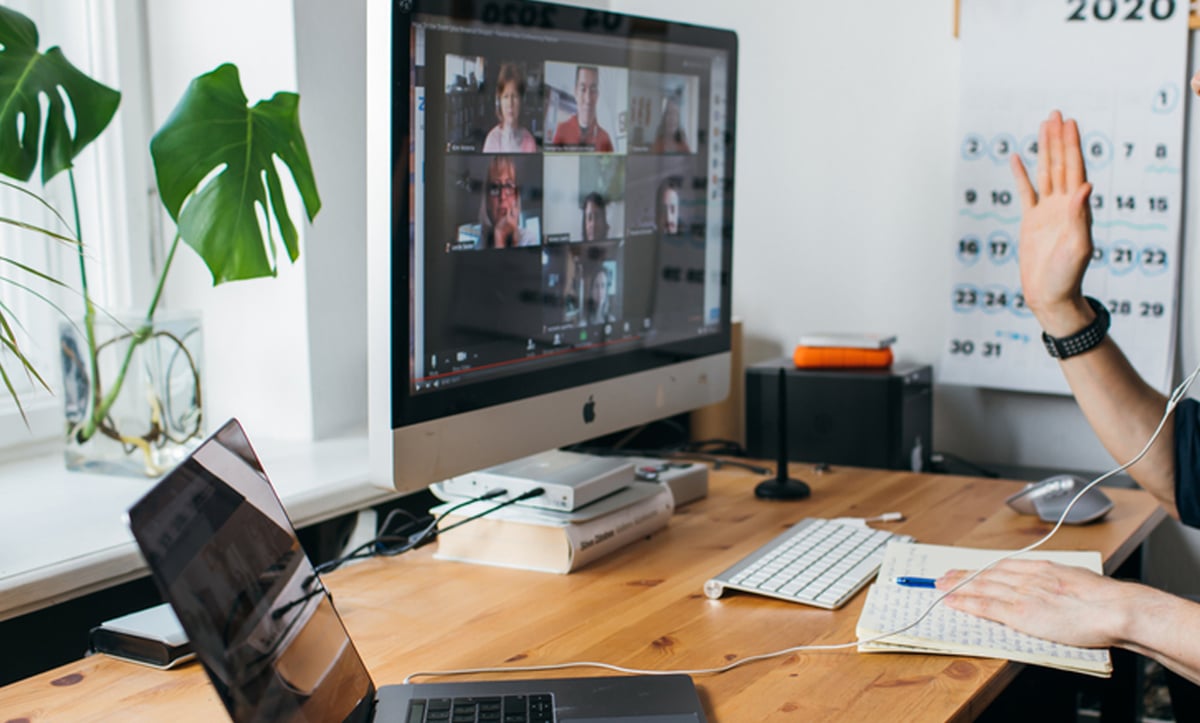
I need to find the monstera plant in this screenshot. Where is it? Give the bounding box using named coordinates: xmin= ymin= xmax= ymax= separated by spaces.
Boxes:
xmin=0 ymin=6 xmax=320 ymax=470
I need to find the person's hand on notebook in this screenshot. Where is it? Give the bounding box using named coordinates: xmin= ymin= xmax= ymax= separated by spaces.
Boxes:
xmin=936 ymin=559 xmax=1135 ymax=648
xmin=937 ymin=559 xmax=1200 ymax=686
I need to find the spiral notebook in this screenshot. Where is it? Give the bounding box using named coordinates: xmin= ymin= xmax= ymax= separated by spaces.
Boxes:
xmin=855 ymin=542 xmax=1112 ymax=678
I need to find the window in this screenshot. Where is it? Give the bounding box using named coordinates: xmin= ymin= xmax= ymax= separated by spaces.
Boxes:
xmin=0 ymin=0 xmax=156 ymax=455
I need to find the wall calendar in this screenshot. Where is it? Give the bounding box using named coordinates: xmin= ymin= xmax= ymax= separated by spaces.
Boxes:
xmin=940 ymin=0 xmax=1189 ymax=394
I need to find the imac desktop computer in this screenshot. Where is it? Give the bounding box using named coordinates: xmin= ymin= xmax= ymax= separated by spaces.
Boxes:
xmin=366 ymin=0 xmax=738 ymax=502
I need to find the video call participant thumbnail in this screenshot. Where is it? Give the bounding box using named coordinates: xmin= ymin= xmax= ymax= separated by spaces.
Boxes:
xmin=652 ymin=97 xmax=690 ymax=154
xmin=541 ymin=243 xmax=623 ymax=332
xmin=545 ymin=62 xmax=628 ymax=153
xmin=624 ymin=156 xmax=705 ymax=238
xmin=628 ymin=71 xmax=699 ymax=155
xmin=450 ymin=155 xmax=542 ymax=250
xmin=541 ymin=155 xmax=626 ymax=243
xmin=483 ymin=62 xmax=537 ymax=153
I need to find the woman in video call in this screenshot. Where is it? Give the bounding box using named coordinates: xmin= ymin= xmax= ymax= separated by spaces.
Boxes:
xmin=651 ymin=96 xmax=690 ymax=154
xmin=581 ymin=192 xmax=610 ymax=242
xmin=479 ymin=156 xmax=537 ymax=248
xmin=586 ymin=266 xmax=613 ymax=325
xmin=483 ymin=63 xmax=536 ymax=153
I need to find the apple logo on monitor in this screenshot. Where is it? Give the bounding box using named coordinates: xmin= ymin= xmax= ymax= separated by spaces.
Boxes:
xmin=582 ymin=395 xmax=596 ymax=424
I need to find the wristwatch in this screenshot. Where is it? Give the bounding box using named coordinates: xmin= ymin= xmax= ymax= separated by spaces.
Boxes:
xmin=1041 ymin=296 xmax=1110 ymax=359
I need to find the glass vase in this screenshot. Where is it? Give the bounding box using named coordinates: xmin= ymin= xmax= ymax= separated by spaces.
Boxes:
xmin=60 ymin=310 xmax=204 ymax=477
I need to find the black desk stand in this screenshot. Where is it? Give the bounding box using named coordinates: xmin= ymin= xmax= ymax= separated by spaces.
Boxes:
xmin=755 ymin=367 xmax=811 ymax=500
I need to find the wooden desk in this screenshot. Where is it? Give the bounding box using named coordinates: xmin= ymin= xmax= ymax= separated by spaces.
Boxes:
xmin=0 ymin=464 xmax=1166 ymax=721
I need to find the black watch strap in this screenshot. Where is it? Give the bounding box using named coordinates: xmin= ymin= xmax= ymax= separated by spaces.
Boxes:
xmin=1041 ymin=296 xmax=1110 ymax=359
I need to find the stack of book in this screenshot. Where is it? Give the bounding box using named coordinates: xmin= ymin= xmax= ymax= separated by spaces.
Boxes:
xmin=430 ymin=481 xmax=673 ymax=574
xmin=793 ymin=332 xmax=896 ymax=369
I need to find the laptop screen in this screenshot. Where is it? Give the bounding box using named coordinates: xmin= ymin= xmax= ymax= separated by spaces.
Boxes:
xmin=128 ymin=419 xmax=376 ymax=723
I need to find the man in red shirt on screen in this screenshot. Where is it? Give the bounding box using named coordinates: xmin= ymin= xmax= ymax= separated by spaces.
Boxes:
xmin=552 ymin=65 xmax=613 ymax=151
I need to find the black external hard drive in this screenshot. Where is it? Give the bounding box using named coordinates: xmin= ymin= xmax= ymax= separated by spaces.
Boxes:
xmin=89 ymin=602 xmax=193 ymax=669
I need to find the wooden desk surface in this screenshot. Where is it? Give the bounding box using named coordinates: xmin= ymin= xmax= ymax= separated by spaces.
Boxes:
xmin=0 ymin=464 xmax=1166 ymax=722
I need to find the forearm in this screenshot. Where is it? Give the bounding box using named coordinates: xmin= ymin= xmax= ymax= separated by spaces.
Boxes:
xmin=1023 ymin=301 xmax=1182 ymax=517
xmin=1052 ymin=332 xmax=1176 ymax=512
xmin=1117 ymin=584 xmax=1200 ymax=685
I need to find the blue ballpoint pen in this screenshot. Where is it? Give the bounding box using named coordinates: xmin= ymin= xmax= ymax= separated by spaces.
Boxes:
xmin=894 ymin=576 xmax=937 ymax=589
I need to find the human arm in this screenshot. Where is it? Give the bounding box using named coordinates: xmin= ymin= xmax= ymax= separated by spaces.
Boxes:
xmin=937 ymin=560 xmax=1200 ymax=685
xmin=1013 ymin=111 xmax=1176 ymax=512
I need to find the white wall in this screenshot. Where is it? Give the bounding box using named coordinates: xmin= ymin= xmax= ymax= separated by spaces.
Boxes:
xmin=604 ymin=0 xmax=1126 ymax=473
xmin=144 ymin=0 xmax=368 ymax=441
xmin=599 ymin=0 xmax=1200 ymax=589
xmin=292 ymin=0 xmax=368 ymax=439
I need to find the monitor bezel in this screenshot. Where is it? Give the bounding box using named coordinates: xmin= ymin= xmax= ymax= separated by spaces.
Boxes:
xmin=368 ymin=0 xmax=738 ymax=492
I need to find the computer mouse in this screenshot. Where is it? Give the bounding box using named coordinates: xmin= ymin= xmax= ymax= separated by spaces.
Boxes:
xmin=1004 ymin=474 xmax=1114 ymax=525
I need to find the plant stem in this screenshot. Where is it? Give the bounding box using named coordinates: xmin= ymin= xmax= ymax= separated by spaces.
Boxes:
xmin=81 ymin=233 xmax=182 ymax=442
xmin=145 ymin=233 xmax=181 ymax=320
xmin=67 ymin=169 xmax=102 ymax=442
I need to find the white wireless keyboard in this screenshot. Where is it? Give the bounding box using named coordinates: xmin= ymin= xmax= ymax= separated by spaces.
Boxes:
xmin=703 ymin=517 xmax=914 ymax=609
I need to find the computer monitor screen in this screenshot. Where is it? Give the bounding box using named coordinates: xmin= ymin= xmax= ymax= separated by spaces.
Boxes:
xmin=367 ymin=0 xmax=737 ymax=492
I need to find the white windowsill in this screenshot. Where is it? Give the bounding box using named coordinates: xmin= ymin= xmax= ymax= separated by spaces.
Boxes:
xmin=0 ymin=432 xmax=395 ymax=622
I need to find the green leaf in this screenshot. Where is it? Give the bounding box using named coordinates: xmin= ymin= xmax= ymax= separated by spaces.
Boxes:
xmin=0 ymin=304 xmax=51 ymax=426
xmin=0 ymin=178 xmax=76 ymax=235
xmin=0 ymin=215 xmax=80 ymax=245
xmin=150 ymin=63 xmax=321 ymax=285
xmin=0 ymin=254 xmax=72 ymax=288
xmin=0 ymin=6 xmax=120 ymax=184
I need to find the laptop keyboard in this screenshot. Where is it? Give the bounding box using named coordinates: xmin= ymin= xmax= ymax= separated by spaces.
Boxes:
xmin=407 ymin=694 xmax=555 ymax=723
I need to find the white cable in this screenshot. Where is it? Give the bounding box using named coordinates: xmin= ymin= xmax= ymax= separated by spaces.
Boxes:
xmin=405 ymin=360 xmax=1200 ymax=683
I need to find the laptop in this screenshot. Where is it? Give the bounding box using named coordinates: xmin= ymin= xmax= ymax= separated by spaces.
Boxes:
xmin=126 ymin=418 xmax=707 ymax=723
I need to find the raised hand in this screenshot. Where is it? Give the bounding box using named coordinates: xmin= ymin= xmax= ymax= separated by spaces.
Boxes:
xmin=1010 ymin=111 xmax=1095 ymax=337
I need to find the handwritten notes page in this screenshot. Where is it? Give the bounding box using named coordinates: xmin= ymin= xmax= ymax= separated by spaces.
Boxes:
xmin=940 ymin=0 xmax=1189 ymax=394
xmin=855 ymin=542 xmax=1112 ymax=677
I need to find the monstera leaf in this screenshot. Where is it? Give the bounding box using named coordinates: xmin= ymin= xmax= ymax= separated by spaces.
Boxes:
xmin=0 ymin=6 xmax=120 ymax=184
xmin=150 ymin=63 xmax=321 ymax=284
